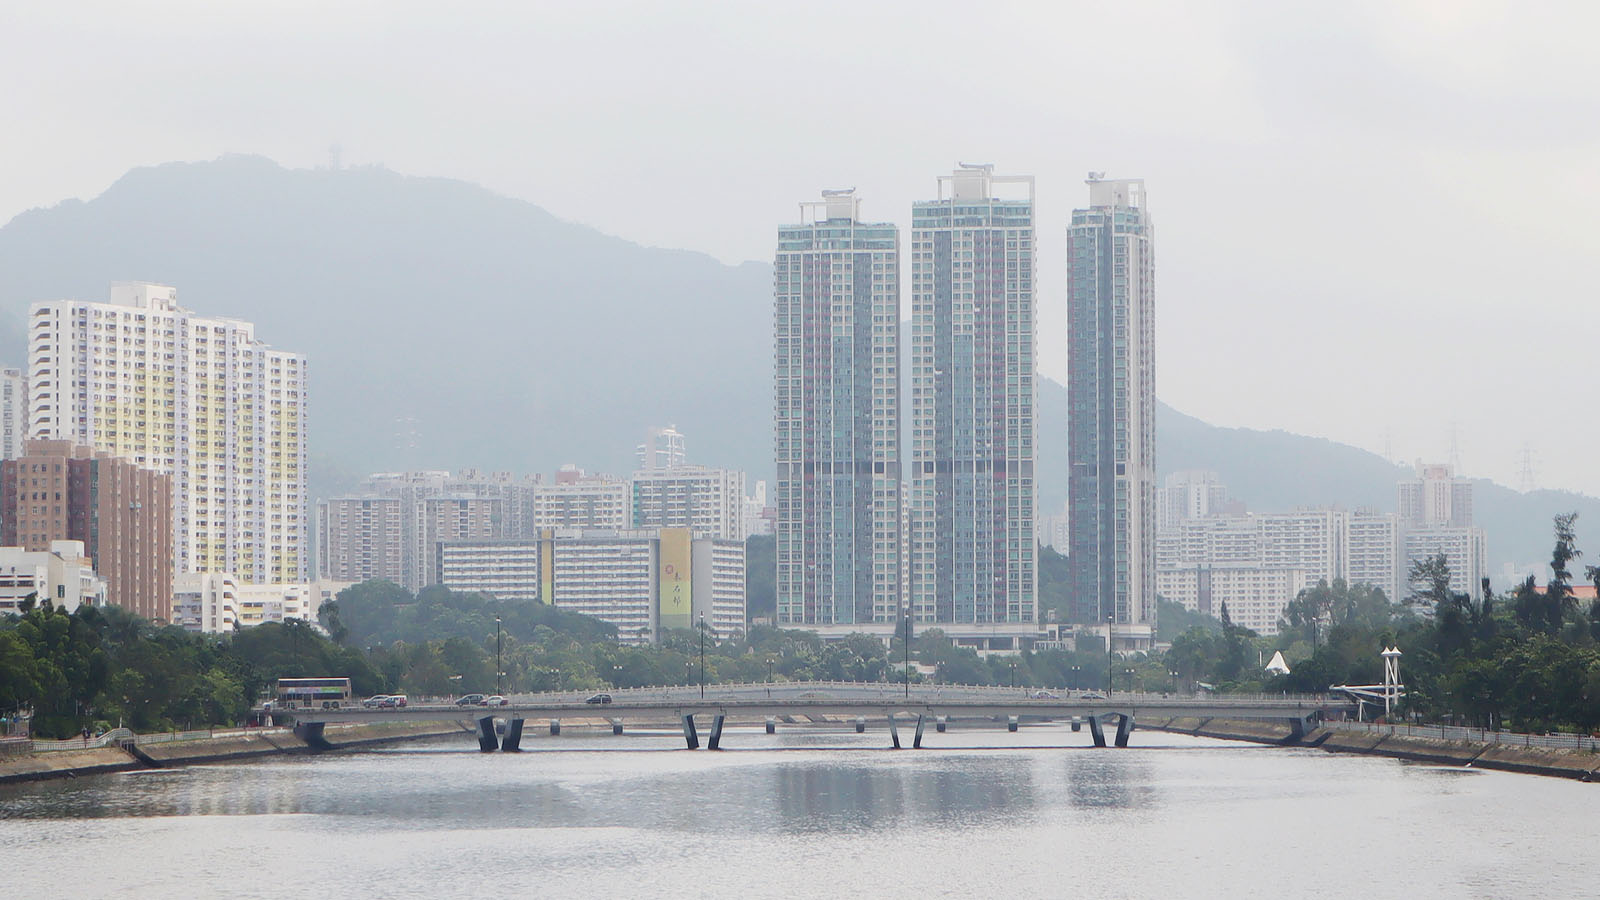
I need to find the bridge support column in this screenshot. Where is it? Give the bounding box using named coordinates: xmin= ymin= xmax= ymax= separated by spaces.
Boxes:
xmin=682 ymin=714 xmax=699 ymax=750
xmin=855 ymin=716 xmax=866 ymax=734
xmin=549 ymin=719 xmax=561 ymax=736
xmin=766 ymin=717 xmax=776 ymax=734
xmin=474 ymin=716 xmax=498 ymax=753
xmin=1114 ymin=713 xmax=1134 ymax=748
xmin=935 ymin=716 xmax=947 ymax=733
xmin=1071 ymin=717 xmax=1082 ymax=732
xmin=611 ymin=720 xmax=624 ymax=736
xmin=889 ymin=713 xmax=901 ymax=749
xmin=1007 ymin=715 xmax=1019 ymax=733
xmin=707 ymin=714 xmax=726 ymax=751
xmin=294 ymin=721 xmax=332 ymax=751
xmin=501 ymin=718 xmax=525 ymax=752
xmin=1088 ymin=715 xmax=1107 ymax=748
xmin=913 ymin=714 xmax=926 ymax=749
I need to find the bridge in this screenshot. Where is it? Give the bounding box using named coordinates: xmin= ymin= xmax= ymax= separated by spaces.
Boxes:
xmin=265 ymin=682 xmax=1356 ymax=753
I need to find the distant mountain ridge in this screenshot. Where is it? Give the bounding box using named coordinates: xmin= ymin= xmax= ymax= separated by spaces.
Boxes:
xmin=1 ymin=156 xmax=1591 ymax=582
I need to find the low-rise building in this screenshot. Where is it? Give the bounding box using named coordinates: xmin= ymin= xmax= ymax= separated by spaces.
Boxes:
xmin=438 ymin=527 xmax=745 ymax=645
xmin=0 ymin=540 xmax=107 ymax=614
xmin=173 ymin=574 xmax=349 ymax=633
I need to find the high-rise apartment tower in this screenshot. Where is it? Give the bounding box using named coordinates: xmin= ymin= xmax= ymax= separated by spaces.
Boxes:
xmin=908 ymin=165 xmax=1038 ymax=633
xmin=774 ymin=189 xmax=901 ymax=626
xmin=1067 ymin=176 xmax=1155 ymax=629
xmin=28 ymin=283 xmax=308 ymax=582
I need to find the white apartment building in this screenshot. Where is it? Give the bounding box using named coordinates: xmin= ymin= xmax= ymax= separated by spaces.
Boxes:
xmin=1399 ymin=462 xmax=1473 ymax=528
xmin=438 ymin=528 xmax=746 ymax=645
xmin=1345 ymin=510 xmax=1401 ymax=602
xmin=1157 ymin=470 xmax=1232 ymax=534
xmin=1404 ymin=525 xmax=1489 ymax=602
xmin=28 ymin=282 xmax=307 ymax=582
xmin=173 ymin=572 xmax=348 ymax=633
xmin=636 ymin=425 xmax=687 ymax=470
xmin=0 ymin=367 xmax=24 ymax=460
xmin=741 ymin=480 xmax=773 ymax=538
xmin=630 ymin=465 xmax=746 ymax=540
xmin=1156 ymin=566 xmax=1308 ymax=635
xmin=530 ymin=468 xmax=629 ymax=530
xmin=0 ymin=540 xmax=107 ymax=614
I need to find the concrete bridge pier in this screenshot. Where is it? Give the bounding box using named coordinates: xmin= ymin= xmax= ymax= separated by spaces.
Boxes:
xmin=707 ymin=714 xmax=727 ymax=750
xmin=1087 ymin=715 xmax=1107 ymax=748
xmin=682 ymin=714 xmax=699 ymax=749
xmin=549 ymin=719 xmax=561 ymax=736
xmin=294 ymin=721 xmax=332 ymax=751
xmin=501 ymin=718 xmax=525 ymax=752
xmin=1071 ymin=717 xmax=1082 ymax=732
xmin=1114 ymin=713 xmax=1134 ymax=748
xmin=854 ymin=716 xmax=866 ymax=734
xmin=1007 ymin=716 xmax=1019 ymax=733
xmin=766 ymin=717 xmax=776 ymax=734
xmin=935 ymin=716 xmax=947 ymax=733
xmin=611 ymin=719 xmax=624 ymax=736
xmin=913 ymin=714 xmax=927 ymax=749
xmin=474 ymin=716 xmax=498 ymax=753
xmin=889 ymin=713 xmax=901 ymax=749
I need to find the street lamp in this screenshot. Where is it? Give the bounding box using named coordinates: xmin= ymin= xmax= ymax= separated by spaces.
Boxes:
xmin=495 ymin=617 xmax=504 ymax=695
xmin=1106 ymin=614 xmax=1114 ymax=695
xmin=1009 ymin=661 xmax=1018 ymax=690
xmin=698 ymin=613 xmax=706 ymax=699
xmin=1124 ymin=668 xmax=1136 ymax=695
xmin=611 ymin=664 xmax=622 ymax=688
xmin=1169 ymin=669 xmax=1180 ymax=694
xmin=903 ymin=606 xmax=912 ymax=699
xmin=1070 ymin=665 xmax=1080 ymax=690
xmin=767 ymin=656 xmax=775 ymax=684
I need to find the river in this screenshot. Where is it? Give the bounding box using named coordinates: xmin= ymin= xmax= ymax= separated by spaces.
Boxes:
xmin=2 ymin=724 xmax=1595 ymax=899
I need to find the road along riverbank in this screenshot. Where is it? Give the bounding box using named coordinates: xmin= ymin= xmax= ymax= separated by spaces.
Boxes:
xmin=0 ymin=720 xmax=473 ymax=785
xmin=1146 ymin=716 xmax=1600 ymax=781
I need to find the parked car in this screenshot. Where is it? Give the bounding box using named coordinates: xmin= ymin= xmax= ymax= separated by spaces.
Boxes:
xmin=483 ymin=695 xmax=508 ymax=707
xmin=455 ymin=694 xmax=486 ymax=707
xmin=584 ymin=693 xmax=613 ymax=705
xmin=362 ymin=695 xmax=390 ymax=708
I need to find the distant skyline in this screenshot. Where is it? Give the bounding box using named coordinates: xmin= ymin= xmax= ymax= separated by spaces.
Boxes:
xmin=3 ymin=2 xmax=1597 ymax=497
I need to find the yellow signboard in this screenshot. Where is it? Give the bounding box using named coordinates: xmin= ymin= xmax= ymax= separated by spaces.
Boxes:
xmin=659 ymin=527 xmax=692 ymax=630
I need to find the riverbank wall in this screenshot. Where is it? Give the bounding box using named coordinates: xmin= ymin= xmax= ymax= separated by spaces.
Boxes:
xmin=1147 ymin=717 xmax=1600 ymax=781
xmin=0 ymin=721 xmax=472 ymax=785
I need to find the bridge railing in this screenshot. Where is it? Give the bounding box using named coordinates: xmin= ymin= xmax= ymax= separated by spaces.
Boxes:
xmin=1323 ymin=719 xmax=1600 ymax=753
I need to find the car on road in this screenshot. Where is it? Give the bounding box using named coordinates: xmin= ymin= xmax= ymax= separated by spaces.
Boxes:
xmin=455 ymin=694 xmax=486 ymax=707
xmin=584 ymin=693 xmax=613 ymax=705
xmin=1030 ymin=690 xmax=1060 ymax=700
xmin=1077 ymin=692 xmax=1107 ymax=701
xmin=381 ymin=695 xmax=408 ymax=708
xmin=484 ymin=695 xmax=508 ymax=707
xmin=362 ymin=695 xmax=390 ymax=708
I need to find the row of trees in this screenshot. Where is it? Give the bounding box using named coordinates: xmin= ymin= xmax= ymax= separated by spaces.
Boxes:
xmin=8 ymin=514 xmax=1599 ymax=737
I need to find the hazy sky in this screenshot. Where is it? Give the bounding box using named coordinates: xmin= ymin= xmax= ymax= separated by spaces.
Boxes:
xmin=4 ymin=1 xmax=1598 ymax=496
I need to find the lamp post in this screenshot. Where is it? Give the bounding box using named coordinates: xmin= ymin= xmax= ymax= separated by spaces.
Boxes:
xmin=1124 ymin=667 xmax=1136 ymax=695
xmin=495 ymin=617 xmax=503 ymax=696
xmin=1169 ymin=669 xmax=1179 ymax=695
xmin=1106 ymin=614 xmax=1114 ymax=695
xmin=1009 ymin=661 xmax=1018 ymax=690
xmin=903 ymin=606 xmax=912 ymax=699
xmin=1070 ymin=665 xmax=1080 ymax=690
xmin=698 ymin=613 xmax=706 ymax=699
xmin=612 ymin=664 xmax=622 ymax=688
xmin=767 ymin=657 xmax=775 ymax=684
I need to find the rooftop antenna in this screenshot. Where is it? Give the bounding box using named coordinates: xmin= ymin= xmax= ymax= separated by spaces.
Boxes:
xmin=329 ymin=143 xmax=342 ymax=171
xmin=1448 ymin=421 xmax=1461 ymax=474
xmin=1382 ymin=428 xmax=1393 ymax=465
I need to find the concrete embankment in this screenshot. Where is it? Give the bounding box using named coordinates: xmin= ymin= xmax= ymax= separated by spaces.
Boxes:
xmin=1148 ymin=717 xmax=1600 ymax=781
xmin=0 ymin=721 xmax=472 ymax=785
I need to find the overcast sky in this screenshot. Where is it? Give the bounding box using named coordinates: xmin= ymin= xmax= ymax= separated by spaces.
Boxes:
xmin=4 ymin=1 xmax=1597 ymax=496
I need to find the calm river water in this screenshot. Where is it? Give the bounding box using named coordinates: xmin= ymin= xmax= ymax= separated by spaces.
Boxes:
xmin=2 ymin=725 xmax=1595 ymax=899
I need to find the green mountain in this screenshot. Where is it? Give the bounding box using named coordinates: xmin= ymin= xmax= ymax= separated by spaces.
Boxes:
xmin=1 ymin=156 xmax=1590 ymax=581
